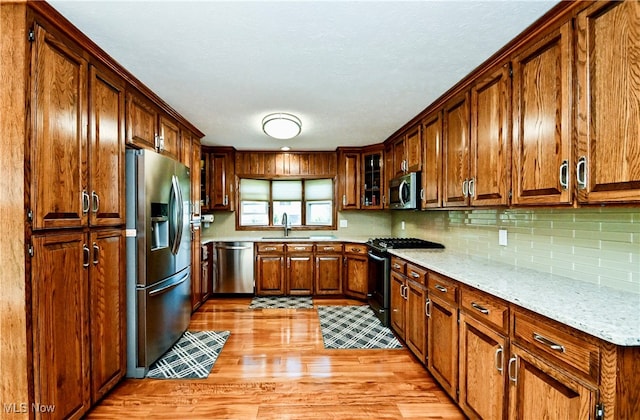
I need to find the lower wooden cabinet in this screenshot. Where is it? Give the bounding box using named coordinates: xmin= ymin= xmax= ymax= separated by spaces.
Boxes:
xmin=459 ymin=312 xmax=508 ymax=420
xmin=508 ymin=344 xmax=596 ymax=419
xmin=390 ymin=271 xmax=407 ymax=339
xmin=191 ymin=225 xmax=203 ymax=311
xmin=343 ymin=243 xmax=368 ymax=299
xmin=405 ymin=280 xmax=427 ymax=362
xmin=287 ymin=243 xmax=314 ymax=295
xmin=255 ymin=244 xmax=286 ymax=295
xmin=315 ymin=243 xmax=343 ymax=295
xmin=427 ymin=294 xmax=459 ymax=401
xmin=31 ymin=228 xmax=125 ymax=419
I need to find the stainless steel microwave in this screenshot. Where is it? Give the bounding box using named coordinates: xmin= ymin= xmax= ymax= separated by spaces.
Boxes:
xmin=388 ymin=172 xmax=420 ymax=210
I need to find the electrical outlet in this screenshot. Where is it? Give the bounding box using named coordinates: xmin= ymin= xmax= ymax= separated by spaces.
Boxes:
xmin=498 ymin=229 xmax=508 ymax=246
xmin=339 ymin=219 xmax=348 ymax=228
xmin=401 ymin=221 xmax=405 ymax=230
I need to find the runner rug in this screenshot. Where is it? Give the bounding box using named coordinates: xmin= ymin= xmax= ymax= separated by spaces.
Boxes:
xmin=317 ymin=305 xmax=403 ymax=349
xmin=249 ymin=295 xmax=314 ymax=309
xmin=146 ymin=330 xmax=230 ymax=379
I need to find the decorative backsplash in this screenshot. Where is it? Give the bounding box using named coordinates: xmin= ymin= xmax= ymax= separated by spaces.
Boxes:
xmin=392 ymin=208 xmax=640 ymax=294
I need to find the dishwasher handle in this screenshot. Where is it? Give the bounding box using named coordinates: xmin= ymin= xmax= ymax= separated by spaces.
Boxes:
xmin=217 ymin=245 xmax=252 ymax=250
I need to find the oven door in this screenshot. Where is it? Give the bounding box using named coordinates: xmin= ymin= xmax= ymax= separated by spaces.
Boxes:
xmin=367 ymin=249 xmax=390 ymax=326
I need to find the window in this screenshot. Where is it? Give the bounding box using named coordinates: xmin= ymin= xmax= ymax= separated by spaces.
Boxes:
xmin=238 ymin=178 xmax=334 ymax=229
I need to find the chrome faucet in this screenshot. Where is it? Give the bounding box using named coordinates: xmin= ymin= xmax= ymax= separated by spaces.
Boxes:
xmin=282 ymin=212 xmax=290 ymax=237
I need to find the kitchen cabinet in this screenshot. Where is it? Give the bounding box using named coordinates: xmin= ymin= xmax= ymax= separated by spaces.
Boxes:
xmin=390 ymin=125 xmax=422 ymax=177
xmin=190 ymin=136 xmax=202 ymax=218
xmin=405 ymin=263 xmax=428 ymax=362
xmin=338 ymin=148 xmax=361 ymax=210
xmin=32 ymin=231 xmax=91 ymax=419
xmin=235 ymin=151 xmax=337 ymax=177
xmin=511 ymin=21 xmax=573 ymax=206
xmin=89 ymin=229 xmax=126 ymax=403
xmin=158 ymin=115 xmax=181 ymax=161
xmin=191 ymin=224 xmax=203 ymax=311
xmin=426 ymin=272 xmax=459 ymax=401
xmin=287 ymin=243 xmax=314 ymax=295
xmin=255 ymin=243 xmax=286 ymax=295
xmin=390 ymin=270 xmax=407 ymax=339
xmin=442 ymin=92 xmax=470 ymax=208
xmin=362 ymin=146 xmax=384 ymax=209
xmin=209 ymin=147 xmax=235 ymax=211
xmin=314 ymin=243 xmax=343 ymax=295
xmin=343 ymin=243 xmax=368 ymax=299
xmin=421 ymin=112 xmax=443 ymax=208
xmin=575 ymin=1 xmax=640 ymax=204
xmin=469 ymin=63 xmax=511 ymax=206
xmin=458 ymin=288 xmax=509 ymax=420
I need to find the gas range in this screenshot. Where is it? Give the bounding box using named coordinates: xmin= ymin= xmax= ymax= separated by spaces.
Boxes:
xmin=366 ymin=237 xmax=445 ymax=254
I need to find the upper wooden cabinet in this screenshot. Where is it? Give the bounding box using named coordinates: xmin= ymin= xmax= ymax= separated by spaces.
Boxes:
xmin=338 ymin=149 xmax=361 ymax=210
xmin=575 ymin=1 xmax=640 ymax=204
xmin=512 ymin=21 xmax=573 ymax=206
xmin=190 ymin=136 xmax=202 ymax=218
xmin=390 ymin=125 xmax=422 ymax=177
xmin=209 ymin=147 xmax=235 ymax=211
xmin=421 ymin=112 xmax=443 ymax=208
xmin=443 ymin=92 xmax=470 ymax=208
xmin=235 ymin=151 xmax=337 ymax=177
xmin=469 ymin=63 xmax=511 ymax=206
xmin=361 ymin=146 xmax=384 ymax=209
xmin=126 ymin=90 xmax=181 ymax=160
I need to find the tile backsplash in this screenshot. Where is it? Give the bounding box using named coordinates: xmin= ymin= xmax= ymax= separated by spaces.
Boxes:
xmin=392 ymin=208 xmax=640 ymax=294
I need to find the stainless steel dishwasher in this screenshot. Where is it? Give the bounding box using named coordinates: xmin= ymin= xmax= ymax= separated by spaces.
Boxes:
xmin=213 ymin=242 xmax=255 ymax=294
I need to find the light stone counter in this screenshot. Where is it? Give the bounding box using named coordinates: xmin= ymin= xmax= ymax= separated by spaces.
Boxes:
xmin=389 ymin=249 xmax=640 ymax=346
xmin=201 ymin=235 xmax=370 ymax=244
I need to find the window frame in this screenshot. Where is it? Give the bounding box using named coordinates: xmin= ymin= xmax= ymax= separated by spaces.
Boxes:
xmin=235 ymin=177 xmax=337 ymax=231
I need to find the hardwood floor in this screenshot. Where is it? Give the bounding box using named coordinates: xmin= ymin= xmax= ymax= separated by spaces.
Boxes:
xmin=87 ymin=297 xmax=465 ymax=419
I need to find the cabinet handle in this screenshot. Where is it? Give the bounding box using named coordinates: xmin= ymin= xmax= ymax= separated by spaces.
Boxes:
xmin=293 ymin=246 xmax=306 ymax=251
xmin=462 ymin=179 xmax=469 ymax=197
xmin=508 ymin=356 xmax=518 ymax=383
xmin=425 ymin=298 xmax=431 ymax=317
xmin=323 ymin=247 xmax=335 ymax=251
xmin=351 ymin=247 xmax=361 ymax=253
xmin=83 ymin=244 xmax=90 ymax=268
xmin=410 ymin=271 xmax=420 ymax=279
xmin=342 ymin=194 xmax=346 ymax=206
xmin=92 ymin=242 xmax=100 ymax=265
xmin=263 ymin=247 xmax=277 ymax=251
xmin=91 ymin=191 xmax=100 ymax=213
xmin=224 ymin=195 xmax=229 ymax=206
xmin=495 ymin=346 xmax=504 ymax=373
xmin=468 ymin=177 xmax=475 ymax=198
xmin=206 ymin=195 xmax=210 ymax=206
xmin=82 ymin=190 xmax=90 ymax=214
xmin=576 ymin=156 xmax=587 ymax=189
xmin=402 ymin=285 xmax=408 ymax=300
xmin=471 ymin=302 xmax=489 ymax=315
xmin=420 ymin=188 xmax=424 ymax=200
xmin=393 ymin=263 xmax=401 ymax=269
xmin=382 ymin=194 xmax=386 ymax=206
xmin=434 ymin=284 xmax=447 ymax=293
xmin=559 ymin=160 xmax=569 ymax=190
xmin=532 ymin=333 xmax=566 ymax=353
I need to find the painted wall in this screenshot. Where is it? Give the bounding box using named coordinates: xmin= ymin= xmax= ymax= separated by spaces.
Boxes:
xmin=392 ymin=208 xmax=640 ymax=294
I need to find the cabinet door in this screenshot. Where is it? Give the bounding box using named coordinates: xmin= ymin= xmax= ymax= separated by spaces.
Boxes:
xmin=200 ymin=148 xmax=211 ymax=211
xmin=406 ymin=280 xmax=426 ymax=361
xmin=459 ymin=312 xmax=507 ymax=420
xmin=405 ymin=125 xmax=422 ymax=172
xmin=287 ymin=254 xmax=314 ymax=295
xmin=191 ymin=138 xmax=201 ymax=218
xmin=390 ymin=272 xmax=406 ymax=340
xmin=89 ymin=228 xmax=126 ymax=402
xmin=384 ymin=143 xmax=394 ymax=206
xmin=88 ymin=65 xmax=126 ymax=227
xmin=470 ymin=64 xmax=510 ymax=206
xmin=443 ymin=92 xmax=470 ymax=207
xmin=211 ymin=151 xmax=234 ymax=210
xmin=126 ymin=91 xmax=158 ymax=150
xmin=512 ymin=22 xmax=572 ymax=205
xmin=159 ymin=115 xmax=181 ymax=161
xmin=393 ymin=138 xmax=406 ymax=176
xmin=362 ymin=148 xmax=384 ymax=209
xmin=32 ymin=232 xmax=91 ymax=419
xmin=191 ymin=226 xmax=203 ymax=311
xmin=422 ymin=112 xmax=443 ymax=208
xmin=576 ymin=1 xmax=640 ymax=203
xmin=427 ymin=295 xmax=459 ymax=401
xmin=508 ymin=345 xmax=596 ymax=419
xmin=339 ymin=151 xmax=361 ymax=210
xmin=315 ymin=254 xmax=343 ymax=295
xmin=256 ymin=254 xmax=285 ymax=295
xmin=30 ymin=24 xmax=88 ymax=230
xmin=344 ymin=254 xmax=368 ymax=299
xmin=181 ymin=130 xmax=192 ymax=168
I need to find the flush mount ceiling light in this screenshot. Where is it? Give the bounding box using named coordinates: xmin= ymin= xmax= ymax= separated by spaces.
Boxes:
xmin=262 ymin=113 xmax=302 ymax=140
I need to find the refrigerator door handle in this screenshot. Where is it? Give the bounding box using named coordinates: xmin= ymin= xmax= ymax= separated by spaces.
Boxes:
xmin=148 ymin=270 xmax=189 ymax=297
xmin=170 ymin=175 xmax=184 ymax=255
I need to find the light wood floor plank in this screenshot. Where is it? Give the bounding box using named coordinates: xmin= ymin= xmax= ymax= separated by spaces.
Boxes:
xmin=87 ymin=297 xmax=465 ymax=419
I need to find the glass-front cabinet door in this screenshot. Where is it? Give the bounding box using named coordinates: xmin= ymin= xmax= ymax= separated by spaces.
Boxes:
xmin=362 ymin=146 xmax=384 ymax=210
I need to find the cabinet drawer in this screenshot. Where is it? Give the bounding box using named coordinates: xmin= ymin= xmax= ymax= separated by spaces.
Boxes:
xmin=390 ymin=256 xmax=406 ymax=275
xmin=406 ymin=263 xmax=427 ymax=286
xmin=286 ymin=243 xmax=314 ymax=253
xmin=256 ymin=243 xmax=285 ymax=253
xmin=460 ymin=288 xmax=508 ymax=332
xmin=345 ymin=243 xmax=367 ymax=255
xmin=513 ymin=311 xmax=600 ymax=382
xmin=316 ymin=243 xmax=343 ymax=253
xmin=427 ymin=271 xmax=458 ymax=303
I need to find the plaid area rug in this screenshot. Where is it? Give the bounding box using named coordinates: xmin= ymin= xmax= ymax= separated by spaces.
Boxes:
xmin=146 ymin=330 xmax=230 ymax=379
xmin=317 ymin=305 xmax=403 ymax=350
xmin=249 ymin=296 xmax=314 ymax=309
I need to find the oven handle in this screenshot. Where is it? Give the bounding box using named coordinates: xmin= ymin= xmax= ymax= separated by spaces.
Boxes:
xmin=368 ymin=251 xmax=387 ymax=262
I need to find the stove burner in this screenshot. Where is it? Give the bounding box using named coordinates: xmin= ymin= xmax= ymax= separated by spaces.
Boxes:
xmin=367 ymin=237 xmax=445 ymax=252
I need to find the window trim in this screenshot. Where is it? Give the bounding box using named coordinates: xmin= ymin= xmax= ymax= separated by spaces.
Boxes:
xmin=235 ymin=177 xmax=337 ymax=231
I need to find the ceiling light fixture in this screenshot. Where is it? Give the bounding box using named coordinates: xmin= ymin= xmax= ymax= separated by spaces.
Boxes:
xmin=262 ymin=113 xmax=302 ymax=140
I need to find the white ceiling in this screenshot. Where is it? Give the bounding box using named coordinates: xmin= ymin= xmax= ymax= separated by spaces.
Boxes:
xmin=48 ymin=0 xmax=558 ymax=151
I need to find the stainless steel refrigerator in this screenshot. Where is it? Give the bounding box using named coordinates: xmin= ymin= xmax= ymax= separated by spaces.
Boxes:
xmin=125 ymin=149 xmax=192 ymax=378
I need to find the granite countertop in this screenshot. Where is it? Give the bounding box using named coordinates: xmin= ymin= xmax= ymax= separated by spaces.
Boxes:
xmin=201 ymin=235 xmax=370 ymax=244
xmin=389 ymin=249 xmax=640 ymax=347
